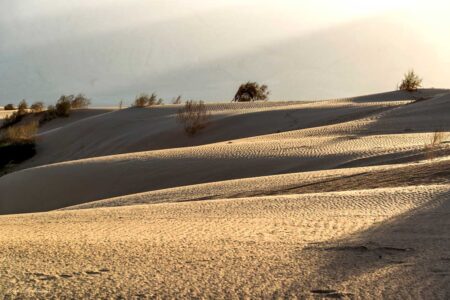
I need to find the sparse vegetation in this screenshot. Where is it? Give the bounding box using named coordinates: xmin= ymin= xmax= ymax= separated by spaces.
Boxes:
xmin=233 ymin=82 xmax=270 ymax=102
xmin=55 ymin=95 xmax=73 ymax=117
xmin=133 ymin=93 xmax=159 ymax=107
xmin=399 ymin=70 xmax=422 ymax=92
xmin=30 ymin=102 xmax=45 ymax=113
xmin=424 ymin=130 xmax=447 ymax=160
xmin=71 ymin=94 xmax=91 ymax=109
xmin=177 ymin=100 xmax=210 ymax=136
xmin=0 ymin=121 xmax=38 ymax=170
xmin=17 ymin=100 xmax=28 ymax=114
xmin=4 ymin=104 xmax=15 ymax=110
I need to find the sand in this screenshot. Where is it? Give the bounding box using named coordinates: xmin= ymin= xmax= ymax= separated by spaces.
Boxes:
xmin=0 ymin=89 xmax=449 ymax=298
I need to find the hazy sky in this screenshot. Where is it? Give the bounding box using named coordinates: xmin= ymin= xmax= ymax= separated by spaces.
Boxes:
xmin=1 ymin=0 xmax=450 ymax=104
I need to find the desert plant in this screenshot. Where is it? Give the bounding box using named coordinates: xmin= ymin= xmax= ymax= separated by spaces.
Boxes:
xmin=172 ymin=95 xmax=182 ymax=104
xmin=177 ymin=100 xmax=210 ymax=136
xmin=399 ymin=70 xmax=422 ymax=92
xmin=55 ymin=95 xmax=72 ymax=117
xmin=134 ymin=93 xmax=159 ymax=107
xmin=30 ymin=101 xmax=44 ymax=113
xmin=4 ymin=104 xmax=15 ymax=110
xmin=71 ymin=94 xmax=91 ymax=109
xmin=157 ymin=98 xmax=164 ymax=105
xmin=0 ymin=121 xmax=38 ymax=169
xmin=424 ymin=130 xmax=447 ymax=160
xmin=17 ymin=99 xmax=28 ymax=114
xmin=233 ymin=82 xmax=270 ymax=102
xmin=1 ymin=121 xmax=38 ymax=144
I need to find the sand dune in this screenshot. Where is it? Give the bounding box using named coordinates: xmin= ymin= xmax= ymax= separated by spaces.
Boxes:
xmin=1 ymin=185 xmax=448 ymax=298
xmin=0 ymin=90 xmax=449 ymax=298
xmin=1 ymin=90 xmax=449 ymax=214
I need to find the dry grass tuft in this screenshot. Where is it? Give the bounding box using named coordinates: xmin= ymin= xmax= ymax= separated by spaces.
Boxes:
xmin=177 ymin=100 xmax=210 ymax=136
xmin=424 ymin=131 xmax=447 ymax=160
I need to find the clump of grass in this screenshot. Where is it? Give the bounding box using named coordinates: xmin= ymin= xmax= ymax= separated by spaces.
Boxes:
xmin=177 ymin=100 xmax=210 ymax=136
xmin=424 ymin=130 xmax=447 ymax=160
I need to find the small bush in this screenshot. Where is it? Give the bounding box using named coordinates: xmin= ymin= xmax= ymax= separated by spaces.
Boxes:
xmin=4 ymin=104 xmax=15 ymax=110
xmin=177 ymin=100 xmax=210 ymax=136
xmin=71 ymin=94 xmax=91 ymax=109
xmin=39 ymin=105 xmax=58 ymax=125
xmin=0 ymin=122 xmax=38 ymax=169
xmin=233 ymin=82 xmax=270 ymax=102
xmin=55 ymin=95 xmax=72 ymax=117
xmin=399 ymin=70 xmax=422 ymax=92
xmin=133 ymin=93 xmax=159 ymax=107
xmin=17 ymin=99 xmax=28 ymax=114
xmin=30 ymin=101 xmax=44 ymax=113
xmin=1 ymin=121 xmax=38 ymax=145
xmin=424 ymin=131 xmax=447 ymax=160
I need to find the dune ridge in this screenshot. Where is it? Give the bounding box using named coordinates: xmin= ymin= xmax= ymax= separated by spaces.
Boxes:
xmin=0 ymin=90 xmax=449 ymax=298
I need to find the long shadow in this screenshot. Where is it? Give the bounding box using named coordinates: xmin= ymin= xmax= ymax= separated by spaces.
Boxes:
xmin=291 ymin=186 xmax=450 ymax=298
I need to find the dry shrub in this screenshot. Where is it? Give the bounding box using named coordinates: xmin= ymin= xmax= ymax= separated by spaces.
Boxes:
xmin=30 ymin=101 xmax=44 ymax=113
xmin=424 ymin=131 xmax=447 ymax=160
xmin=1 ymin=121 xmax=38 ymax=144
xmin=71 ymin=94 xmax=91 ymax=109
xmin=399 ymin=70 xmax=422 ymax=92
xmin=233 ymin=82 xmax=270 ymax=102
xmin=177 ymin=100 xmax=210 ymax=136
xmin=133 ymin=93 xmax=158 ymax=107
xmin=55 ymin=95 xmax=72 ymax=117
xmin=4 ymin=104 xmax=15 ymax=110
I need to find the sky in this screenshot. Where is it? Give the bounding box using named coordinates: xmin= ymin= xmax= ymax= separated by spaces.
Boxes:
xmin=1 ymin=0 xmax=450 ymax=105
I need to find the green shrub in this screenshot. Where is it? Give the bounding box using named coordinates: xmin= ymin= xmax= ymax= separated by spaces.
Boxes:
xmin=233 ymin=82 xmax=270 ymax=102
xmin=177 ymin=100 xmax=210 ymax=136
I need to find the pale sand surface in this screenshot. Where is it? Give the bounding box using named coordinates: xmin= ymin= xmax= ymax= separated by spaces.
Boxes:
xmin=1 ymin=185 xmax=449 ymax=298
xmin=0 ymin=89 xmax=449 ymax=298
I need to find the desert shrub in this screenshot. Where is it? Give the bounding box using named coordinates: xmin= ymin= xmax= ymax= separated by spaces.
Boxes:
xmin=39 ymin=105 xmax=58 ymax=125
xmin=233 ymin=82 xmax=270 ymax=102
xmin=177 ymin=100 xmax=210 ymax=136
xmin=172 ymin=95 xmax=182 ymax=104
xmin=133 ymin=93 xmax=159 ymax=107
xmin=424 ymin=130 xmax=447 ymax=160
xmin=55 ymin=95 xmax=72 ymax=117
xmin=71 ymin=94 xmax=91 ymax=109
xmin=1 ymin=121 xmax=38 ymax=144
xmin=399 ymin=70 xmax=422 ymax=92
xmin=17 ymin=99 xmax=28 ymax=114
xmin=30 ymin=101 xmax=44 ymax=113
xmin=4 ymin=104 xmax=15 ymax=110
xmin=0 ymin=121 xmax=38 ymax=169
